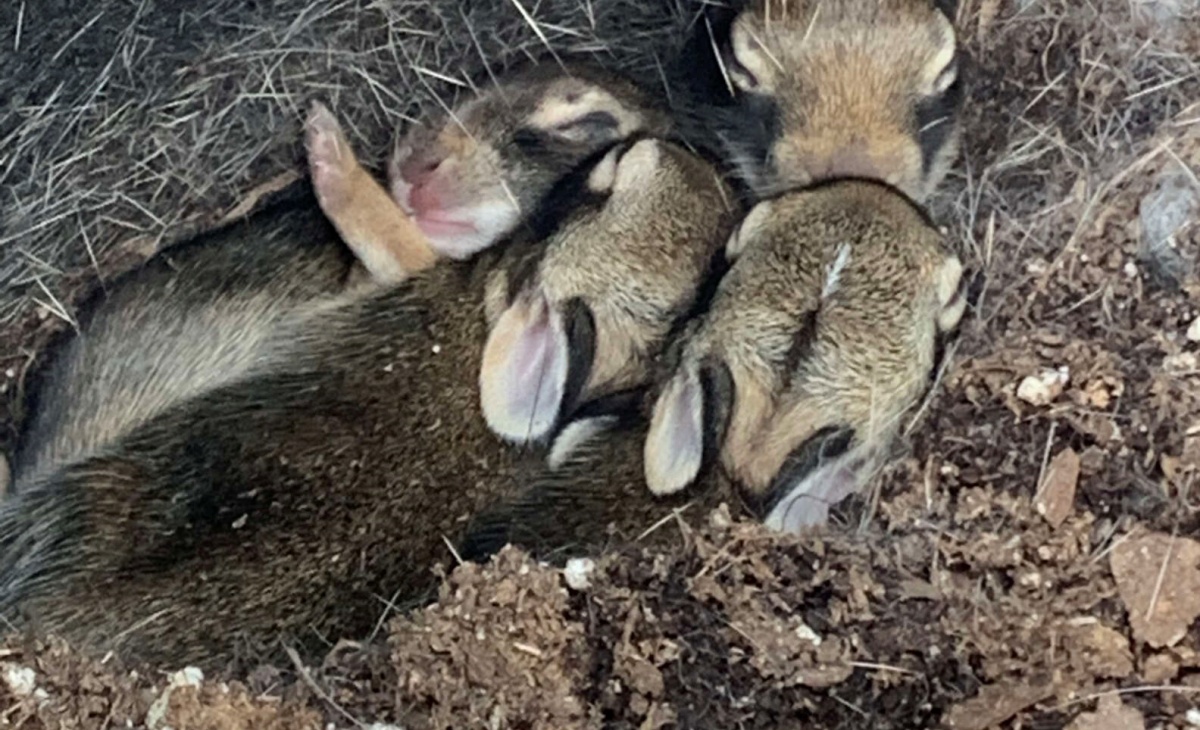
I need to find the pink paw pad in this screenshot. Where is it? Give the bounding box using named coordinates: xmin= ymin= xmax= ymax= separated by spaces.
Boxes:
xmin=305 ymin=102 xmax=352 ymax=201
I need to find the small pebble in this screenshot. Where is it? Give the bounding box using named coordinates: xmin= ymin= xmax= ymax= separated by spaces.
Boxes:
xmin=1187 ymin=317 xmax=1200 ymax=342
xmin=2 ymin=664 xmax=37 ymax=697
xmin=563 ymin=557 xmax=595 ymax=591
xmin=1016 ymin=367 xmax=1069 ymax=406
xmin=168 ymin=667 xmax=204 ymax=688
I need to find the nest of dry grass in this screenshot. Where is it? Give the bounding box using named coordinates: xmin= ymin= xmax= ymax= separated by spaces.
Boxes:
xmin=0 ymin=0 xmax=708 ymax=327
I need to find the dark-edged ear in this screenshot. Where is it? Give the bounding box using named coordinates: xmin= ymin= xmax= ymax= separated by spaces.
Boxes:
xmin=550 ymin=110 xmax=623 ymax=146
xmin=933 ymin=0 xmax=959 ymax=21
xmin=557 ymin=297 xmax=597 ymax=426
xmin=480 ymin=290 xmax=571 ymax=444
xmin=645 ymin=366 xmax=704 ymax=496
xmin=934 ymin=254 xmax=966 ymax=332
xmin=643 ymin=356 xmax=734 ymax=496
xmin=747 ymin=425 xmax=855 ymax=519
xmin=480 ymin=293 xmax=596 ymax=445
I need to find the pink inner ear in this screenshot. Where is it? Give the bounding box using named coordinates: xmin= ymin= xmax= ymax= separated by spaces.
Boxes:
xmin=479 ymin=293 xmax=569 ymax=444
xmin=765 ymin=456 xmax=864 ymax=534
xmin=644 ymin=373 xmax=704 ymax=496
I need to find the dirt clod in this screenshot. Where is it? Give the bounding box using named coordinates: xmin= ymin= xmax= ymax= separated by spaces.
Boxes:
xmin=1066 ymin=695 xmax=1146 ymax=730
xmin=1111 ymin=532 xmax=1200 ymax=648
xmin=1036 ymin=447 xmax=1082 ymax=528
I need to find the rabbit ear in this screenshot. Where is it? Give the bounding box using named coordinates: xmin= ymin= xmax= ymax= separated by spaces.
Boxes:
xmin=644 ymin=356 xmax=735 ymax=497
xmin=480 ymin=291 xmax=596 ymax=445
xmin=934 ymin=254 xmax=967 ymax=332
xmin=644 ymin=366 xmax=706 ymax=496
xmin=755 ymin=426 xmax=860 ymax=533
xmin=480 ymin=290 xmax=568 ymax=444
xmin=725 ymin=199 xmax=773 ymax=262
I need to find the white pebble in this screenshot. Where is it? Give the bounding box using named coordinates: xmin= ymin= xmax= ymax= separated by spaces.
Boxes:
xmin=563 ymin=557 xmax=596 ymax=591
xmin=1185 ymin=707 xmax=1200 ymax=726
xmin=2 ymin=664 xmax=37 ymax=697
xmin=1016 ymin=367 xmax=1069 ymax=406
xmin=1187 ymin=317 xmax=1200 ymax=342
xmin=168 ymin=666 xmax=204 ymax=688
xmin=794 ymin=622 xmax=822 ymax=646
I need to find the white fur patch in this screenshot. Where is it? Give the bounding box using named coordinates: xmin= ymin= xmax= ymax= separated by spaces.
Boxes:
xmin=934 ymin=254 xmax=966 ymax=331
xmin=586 ymin=147 xmax=622 ymax=193
xmin=423 ymin=199 xmax=522 ymax=261
xmin=934 ymin=254 xmax=963 ymax=306
xmin=925 ymin=16 xmax=959 ymax=93
xmin=821 ymin=242 xmax=852 ymax=299
xmin=612 ymin=139 xmax=663 ymax=192
xmin=730 ymin=19 xmax=774 ymax=90
xmin=527 ymin=88 xmax=640 ymax=139
xmin=547 ymin=415 xmax=619 ymax=469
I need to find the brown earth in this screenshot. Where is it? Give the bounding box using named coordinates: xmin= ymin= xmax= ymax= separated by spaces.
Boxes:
xmin=3 ymin=0 xmax=1200 ymax=727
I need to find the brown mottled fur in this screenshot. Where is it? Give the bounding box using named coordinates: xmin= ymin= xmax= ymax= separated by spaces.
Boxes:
xmin=487 ymin=140 xmax=735 ymax=404
xmin=10 ymin=204 xmax=359 ymax=493
xmin=466 ymin=178 xmax=964 ymax=559
xmin=646 ymin=179 xmax=964 ymax=529
xmin=0 ymin=137 xmax=734 ymax=673
xmin=713 ymin=0 xmax=963 ymax=202
xmin=8 ymin=61 xmax=673 ymax=497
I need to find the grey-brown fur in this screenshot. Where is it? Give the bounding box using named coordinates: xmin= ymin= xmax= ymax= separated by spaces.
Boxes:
xmin=11 ymin=199 xmax=359 ymax=492
xmin=0 ymin=136 xmax=735 ymax=672
xmin=8 ymin=60 xmax=676 ymax=496
xmin=466 ymin=178 xmax=965 ymax=560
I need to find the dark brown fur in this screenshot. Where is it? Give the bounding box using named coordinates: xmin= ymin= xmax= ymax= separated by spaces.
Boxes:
xmin=0 ymin=137 xmax=734 ymax=673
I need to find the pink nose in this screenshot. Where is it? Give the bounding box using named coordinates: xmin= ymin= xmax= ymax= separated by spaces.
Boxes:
xmin=397 ymin=148 xmax=448 ymax=189
xmin=408 ymin=182 xmax=445 ymax=216
xmin=800 ymin=145 xmax=882 ymax=184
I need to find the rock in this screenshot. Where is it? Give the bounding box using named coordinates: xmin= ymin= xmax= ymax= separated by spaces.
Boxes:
xmin=1017 ymin=367 xmax=1069 ymax=406
xmin=1188 ymin=316 xmax=1200 ymax=342
xmin=562 ymin=558 xmax=595 ymax=592
xmin=1110 ymin=532 xmax=1200 ymax=648
xmin=1 ymin=663 xmax=37 ymax=697
xmin=1035 ymin=447 xmax=1080 ymax=528
xmin=1065 ymin=695 xmax=1145 ymax=730
xmin=1143 ymin=652 xmax=1180 ymax=683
